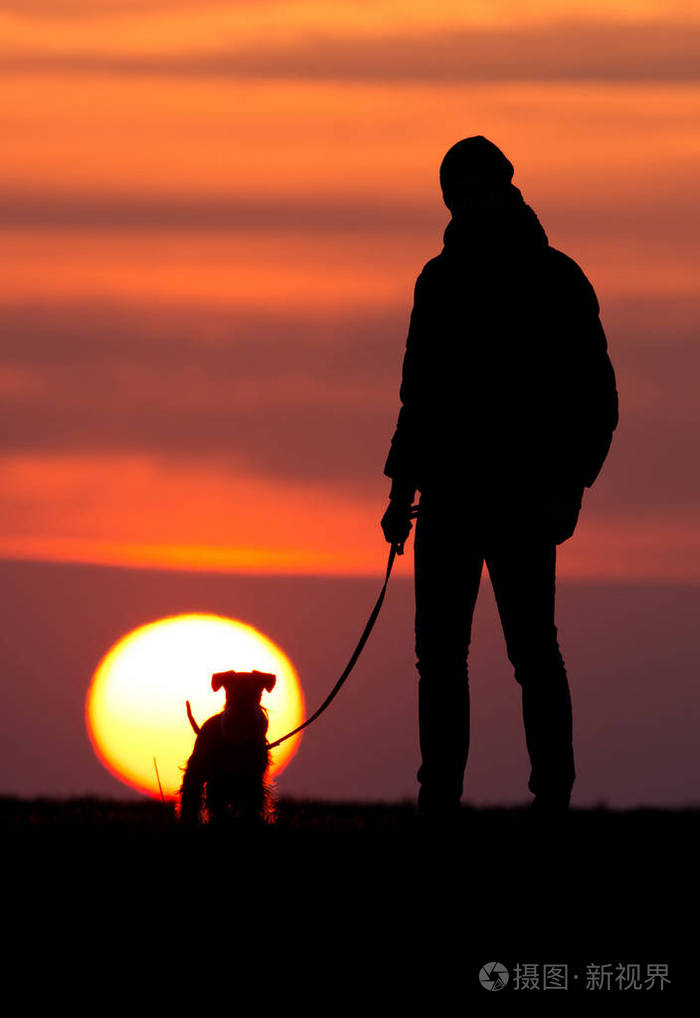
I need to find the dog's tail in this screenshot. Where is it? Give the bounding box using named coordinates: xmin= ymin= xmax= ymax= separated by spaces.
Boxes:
xmin=185 ymin=700 xmax=201 ymax=735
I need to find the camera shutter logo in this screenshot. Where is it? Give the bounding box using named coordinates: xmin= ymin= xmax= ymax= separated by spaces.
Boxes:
xmin=479 ymin=962 xmax=509 ymax=991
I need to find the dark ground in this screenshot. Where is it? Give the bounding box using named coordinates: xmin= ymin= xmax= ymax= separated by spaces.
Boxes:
xmin=3 ymin=796 xmax=695 ymax=999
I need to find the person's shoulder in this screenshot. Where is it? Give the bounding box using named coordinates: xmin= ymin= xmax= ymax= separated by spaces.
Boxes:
xmin=419 ymin=254 xmax=444 ymax=276
xmin=545 ymin=246 xmax=588 ymax=278
xmin=413 ymin=254 xmax=446 ymax=294
xmin=545 ymin=247 xmax=600 ymax=311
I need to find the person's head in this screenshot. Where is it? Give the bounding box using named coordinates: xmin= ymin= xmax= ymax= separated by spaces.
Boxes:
xmin=439 ymin=136 xmax=515 ymax=215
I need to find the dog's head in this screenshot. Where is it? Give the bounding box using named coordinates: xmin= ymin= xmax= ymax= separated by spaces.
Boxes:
xmin=211 ymin=669 xmax=276 ymax=711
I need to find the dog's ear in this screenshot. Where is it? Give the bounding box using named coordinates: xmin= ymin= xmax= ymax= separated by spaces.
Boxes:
xmin=212 ymin=669 xmax=236 ymax=693
xmin=253 ymin=670 xmax=276 ymax=693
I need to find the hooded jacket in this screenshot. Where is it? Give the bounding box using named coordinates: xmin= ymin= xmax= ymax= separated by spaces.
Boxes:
xmin=384 ymin=186 xmax=619 ymax=525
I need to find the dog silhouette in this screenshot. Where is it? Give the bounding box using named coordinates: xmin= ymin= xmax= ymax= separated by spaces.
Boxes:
xmin=179 ymin=669 xmax=276 ymax=825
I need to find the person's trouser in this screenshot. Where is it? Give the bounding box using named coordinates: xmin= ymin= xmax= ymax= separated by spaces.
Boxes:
xmin=413 ymin=493 xmax=576 ymax=808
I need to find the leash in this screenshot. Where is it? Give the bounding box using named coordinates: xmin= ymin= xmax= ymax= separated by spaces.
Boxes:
xmin=267 ymin=524 xmax=414 ymax=750
xmin=184 ymin=511 xmax=418 ymax=749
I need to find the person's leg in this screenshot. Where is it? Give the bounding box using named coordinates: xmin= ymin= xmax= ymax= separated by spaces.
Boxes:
xmin=485 ymin=535 xmax=576 ymax=805
xmin=414 ymin=495 xmax=484 ymax=811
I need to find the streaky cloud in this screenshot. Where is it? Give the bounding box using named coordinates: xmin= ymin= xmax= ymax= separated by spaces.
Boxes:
xmin=2 ymin=190 xmax=699 ymax=259
xmin=3 ymin=21 xmax=700 ymax=82
xmin=0 ymin=190 xmax=437 ymax=233
xmin=2 ymin=0 xmax=261 ymax=18
xmin=1 ymin=297 xmax=699 ymax=512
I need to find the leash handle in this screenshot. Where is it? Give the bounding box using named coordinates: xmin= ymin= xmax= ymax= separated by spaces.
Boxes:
xmin=266 ymin=542 xmax=400 ymax=750
xmin=397 ymin=502 xmax=420 ymax=555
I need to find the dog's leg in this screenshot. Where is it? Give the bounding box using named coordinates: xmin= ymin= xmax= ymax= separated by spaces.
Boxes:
xmin=179 ymin=733 xmax=207 ymax=824
xmin=179 ymin=763 xmax=204 ymax=825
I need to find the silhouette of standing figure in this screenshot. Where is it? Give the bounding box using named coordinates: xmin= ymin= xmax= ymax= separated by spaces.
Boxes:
xmin=382 ymin=137 xmax=618 ymax=815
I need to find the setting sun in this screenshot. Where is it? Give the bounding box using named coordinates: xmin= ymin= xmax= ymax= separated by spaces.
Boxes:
xmin=86 ymin=614 xmax=304 ymax=799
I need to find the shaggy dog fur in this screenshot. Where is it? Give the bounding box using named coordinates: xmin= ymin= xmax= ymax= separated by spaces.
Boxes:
xmin=179 ymin=670 xmax=276 ymax=825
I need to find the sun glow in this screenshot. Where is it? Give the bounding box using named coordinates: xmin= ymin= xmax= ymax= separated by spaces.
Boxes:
xmin=86 ymin=614 xmax=305 ymax=799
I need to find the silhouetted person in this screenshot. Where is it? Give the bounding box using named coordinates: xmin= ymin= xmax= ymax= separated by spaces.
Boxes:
xmin=382 ymin=137 xmax=618 ymax=816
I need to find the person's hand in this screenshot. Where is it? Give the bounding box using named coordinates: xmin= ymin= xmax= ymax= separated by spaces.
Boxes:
xmin=381 ymin=498 xmax=414 ymax=554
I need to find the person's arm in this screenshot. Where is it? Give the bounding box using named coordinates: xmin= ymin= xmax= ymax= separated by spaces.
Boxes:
xmin=383 ymin=270 xmax=430 ymax=500
xmin=541 ymin=258 xmax=618 ymax=544
xmin=381 ymin=270 xmax=429 ymax=547
xmin=580 ymin=316 xmax=618 ymax=489
xmin=570 ymin=270 xmax=619 ymax=489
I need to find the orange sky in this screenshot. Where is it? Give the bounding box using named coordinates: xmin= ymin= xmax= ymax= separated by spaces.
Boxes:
xmin=2 ymin=1 xmax=699 ymax=579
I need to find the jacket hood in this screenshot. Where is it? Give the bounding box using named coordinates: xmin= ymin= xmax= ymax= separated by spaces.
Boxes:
xmin=442 ymin=184 xmax=549 ymax=262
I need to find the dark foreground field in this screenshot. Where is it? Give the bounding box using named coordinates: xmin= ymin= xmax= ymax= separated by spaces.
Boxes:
xmin=4 ymin=793 xmax=699 ymax=836
xmin=4 ymin=797 xmax=695 ymax=999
